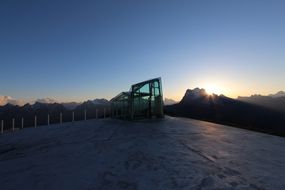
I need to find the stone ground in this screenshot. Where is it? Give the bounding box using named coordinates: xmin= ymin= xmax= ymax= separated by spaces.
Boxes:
xmin=0 ymin=116 xmax=285 ymax=190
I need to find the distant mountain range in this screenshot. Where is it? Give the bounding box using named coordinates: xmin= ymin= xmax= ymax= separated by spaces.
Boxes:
xmin=165 ymin=88 xmax=285 ymax=136
xmin=2 ymin=90 xmax=285 ymax=136
xmin=269 ymin=91 xmax=285 ymax=98
xmin=0 ymin=99 xmax=110 ymax=130
xmin=164 ymin=98 xmax=177 ymax=105
xmin=238 ymin=92 xmax=285 ymax=112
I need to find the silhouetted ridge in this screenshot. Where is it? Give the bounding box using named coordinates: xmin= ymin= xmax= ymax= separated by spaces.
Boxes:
xmin=269 ymin=91 xmax=285 ymax=98
xmin=0 ymin=99 xmax=110 ymax=130
xmin=165 ymin=88 xmax=285 ymax=136
xmin=164 ymin=98 xmax=177 ymax=105
xmin=238 ymin=94 xmax=285 ymax=112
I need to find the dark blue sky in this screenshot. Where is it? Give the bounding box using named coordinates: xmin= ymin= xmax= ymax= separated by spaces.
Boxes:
xmin=1 ymin=0 xmax=285 ymax=103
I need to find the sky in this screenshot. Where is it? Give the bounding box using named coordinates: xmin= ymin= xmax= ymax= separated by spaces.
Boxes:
xmin=0 ymin=0 xmax=285 ymax=104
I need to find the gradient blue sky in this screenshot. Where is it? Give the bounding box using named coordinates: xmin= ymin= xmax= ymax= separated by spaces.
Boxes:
xmin=1 ymin=0 xmax=284 ymax=102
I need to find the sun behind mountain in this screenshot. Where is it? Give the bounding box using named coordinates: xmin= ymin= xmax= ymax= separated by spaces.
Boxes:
xmin=204 ymin=84 xmax=223 ymax=95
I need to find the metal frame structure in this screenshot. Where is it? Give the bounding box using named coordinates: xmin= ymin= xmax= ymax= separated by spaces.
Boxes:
xmin=111 ymin=77 xmax=164 ymax=119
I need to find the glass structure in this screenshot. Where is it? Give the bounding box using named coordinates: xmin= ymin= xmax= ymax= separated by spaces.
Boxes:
xmin=111 ymin=77 xmax=164 ymax=119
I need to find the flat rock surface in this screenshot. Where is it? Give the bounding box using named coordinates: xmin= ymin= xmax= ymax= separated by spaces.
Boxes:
xmin=0 ymin=116 xmax=284 ymax=190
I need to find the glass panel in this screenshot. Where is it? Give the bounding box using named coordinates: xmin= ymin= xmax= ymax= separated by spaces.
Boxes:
xmin=155 ymin=87 xmax=160 ymax=97
xmin=154 ymin=81 xmax=159 ymax=88
xmin=137 ymin=83 xmax=150 ymax=94
xmin=111 ymin=78 xmax=163 ymax=119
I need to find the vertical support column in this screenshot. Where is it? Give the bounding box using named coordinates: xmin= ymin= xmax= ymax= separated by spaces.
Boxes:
xmin=72 ymin=112 xmax=74 ymax=122
xmin=60 ymin=113 xmax=62 ymax=124
xmin=96 ymin=109 xmax=98 ymax=119
xmin=1 ymin=120 xmax=3 ymax=134
xmin=12 ymin=118 xmax=15 ymax=131
xmin=84 ymin=109 xmax=87 ymax=120
xmin=21 ymin=117 xmax=24 ymax=129
xmin=35 ymin=116 xmax=37 ymax=128
xmin=104 ymin=108 xmax=106 ymax=119
xmin=158 ymin=77 xmax=164 ymax=117
xmin=148 ymin=83 xmax=152 ymax=118
xmin=47 ymin=114 xmax=50 ymax=125
xmin=130 ymin=87 xmax=134 ymax=120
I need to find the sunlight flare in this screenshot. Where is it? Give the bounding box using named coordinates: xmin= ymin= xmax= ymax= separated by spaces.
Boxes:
xmin=205 ymin=84 xmax=223 ymax=95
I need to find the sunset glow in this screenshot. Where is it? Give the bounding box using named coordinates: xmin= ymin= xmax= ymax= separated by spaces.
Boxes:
xmin=0 ymin=0 xmax=284 ymax=103
xmin=204 ymin=84 xmax=223 ymax=95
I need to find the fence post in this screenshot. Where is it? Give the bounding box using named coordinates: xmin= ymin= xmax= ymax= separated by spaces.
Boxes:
xmin=35 ymin=116 xmax=37 ymax=128
xmin=1 ymin=120 xmax=3 ymax=134
xmin=12 ymin=118 xmax=15 ymax=131
xmin=84 ymin=109 xmax=87 ymax=120
xmin=60 ymin=113 xmax=62 ymax=124
xmin=21 ymin=117 xmax=24 ymax=129
xmin=96 ymin=109 xmax=98 ymax=119
xmin=104 ymin=108 xmax=106 ymax=119
xmin=47 ymin=114 xmax=50 ymax=125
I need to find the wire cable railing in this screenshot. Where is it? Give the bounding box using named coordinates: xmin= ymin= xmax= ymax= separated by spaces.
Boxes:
xmin=0 ymin=108 xmax=111 ymax=134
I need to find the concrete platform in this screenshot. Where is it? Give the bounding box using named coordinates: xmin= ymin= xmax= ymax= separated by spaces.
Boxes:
xmin=0 ymin=116 xmax=284 ymax=189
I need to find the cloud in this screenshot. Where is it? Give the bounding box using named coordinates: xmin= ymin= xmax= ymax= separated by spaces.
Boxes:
xmin=0 ymin=95 xmax=26 ymax=106
xmin=8 ymin=99 xmax=26 ymax=106
xmin=0 ymin=96 xmax=12 ymax=106
xmin=0 ymin=96 xmax=61 ymax=106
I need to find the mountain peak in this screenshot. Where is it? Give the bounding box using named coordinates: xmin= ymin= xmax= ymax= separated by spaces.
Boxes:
xmin=269 ymin=91 xmax=285 ymax=98
xmin=91 ymin=99 xmax=110 ymax=105
xmin=179 ymin=88 xmax=231 ymax=105
xmin=164 ymin=98 xmax=177 ymax=105
xmin=185 ymin=88 xmax=207 ymax=98
xmin=180 ymin=88 xmax=209 ymax=105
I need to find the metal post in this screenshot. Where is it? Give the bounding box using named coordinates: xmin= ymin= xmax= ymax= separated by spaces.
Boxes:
xmin=21 ymin=117 xmax=24 ymax=129
xmin=35 ymin=116 xmax=37 ymax=128
xmin=1 ymin=120 xmax=3 ymax=134
xmin=72 ymin=112 xmax=74 ymax=122
xmin=96 ymin=109 xmax=98 ymax=119
xmin=60 ymin=113 xmax=62 ymax=124
xmin=104 ymin=108 xmax=106 ymax=118
xmin=84 ymin=109 xmax=86 ymax=120
xmin=47 ymin=114 xmax=50 ymax=125
xmin=12 ymin=118 xmax=15 ymax=131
